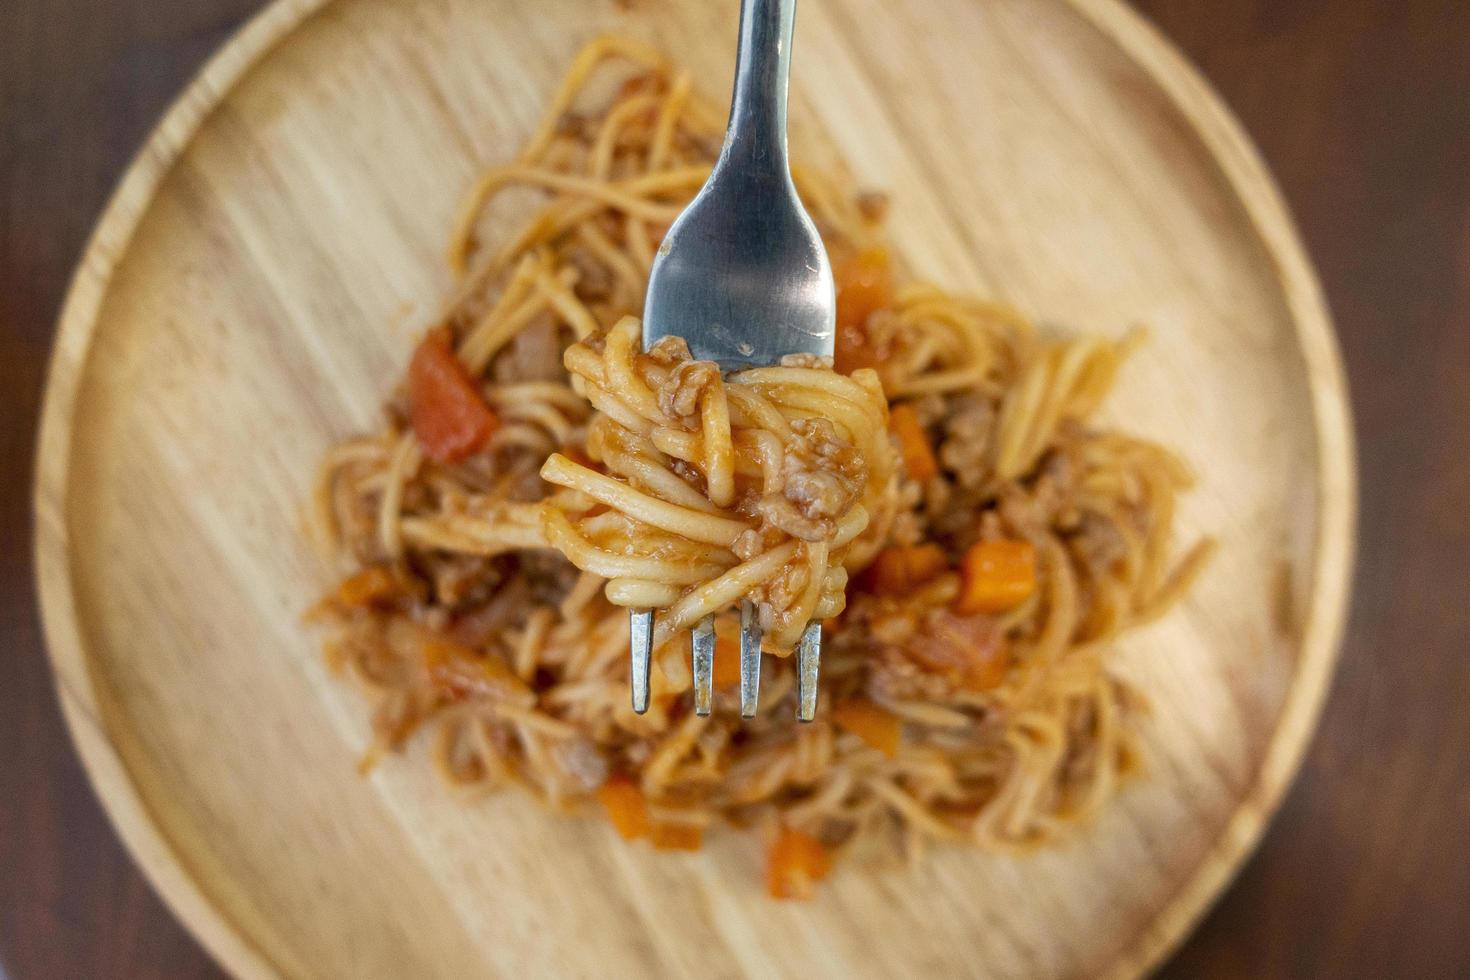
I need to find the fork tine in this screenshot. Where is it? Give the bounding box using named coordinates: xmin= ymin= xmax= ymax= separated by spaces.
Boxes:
xmin=796 ymin=621 xmax=821 ymax=721
xmin=738 ymin=599 xmax=762 ymax=718
xmin=630 ymin=609 xmax=653 ymax=714
xmin=692 ymin=615 xmax=716 ymax=716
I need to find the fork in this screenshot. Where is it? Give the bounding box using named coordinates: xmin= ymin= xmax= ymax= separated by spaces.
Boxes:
xmin=632 ymin=0 xmax=835 ymax=722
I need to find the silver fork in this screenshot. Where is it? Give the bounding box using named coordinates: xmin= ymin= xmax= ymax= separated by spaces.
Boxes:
xmin=632 ymin=0 xmax=835 ymax=722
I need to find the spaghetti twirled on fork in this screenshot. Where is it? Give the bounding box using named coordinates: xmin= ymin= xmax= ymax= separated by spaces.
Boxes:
xmin=311 ymin=35 xmax=1214 ymax=897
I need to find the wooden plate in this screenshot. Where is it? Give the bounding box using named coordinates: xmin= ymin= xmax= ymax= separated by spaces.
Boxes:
xmin=34 ymin=0 xmax=1355 ymax=976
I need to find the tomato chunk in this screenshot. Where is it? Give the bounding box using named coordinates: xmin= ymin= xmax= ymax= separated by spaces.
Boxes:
xmin=835 ymin=246 xmax=893 ymax=329
xmin=766 ymin=828 xmax=832 ymax=899
xmin=598 ymin=776 xmax=651 ymax=841
xmin=712 ymin=634 xmax=743 ymax=688
xmin=955 ymin=539 xmax=1037 ymax=615
xmin=889 ymin=403 xmax=939 ymax=482
xmin=862 ymin=544 xmax=949 ymax=596
xmin=832 ymin=698 xmax=902 ymax=758
xmin=833 ymin=247 xmax=894 ymax=375
xmin=408 ymin=327 xmax=499 ymax=463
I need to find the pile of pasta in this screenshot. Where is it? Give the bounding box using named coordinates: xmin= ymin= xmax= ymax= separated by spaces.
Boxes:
xmin=541 ymin=314 xmax=895 ymax=651
xmin=311 ymin=35 xmax=1213 ymax=898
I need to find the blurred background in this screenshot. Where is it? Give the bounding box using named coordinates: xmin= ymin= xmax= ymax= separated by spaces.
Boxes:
xmin=2 ymin=0 xmax=1467 ymax=977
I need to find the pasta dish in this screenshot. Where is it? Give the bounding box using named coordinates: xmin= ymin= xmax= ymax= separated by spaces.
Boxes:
xmin=311 ymin=35 xmax=1213 ymax=898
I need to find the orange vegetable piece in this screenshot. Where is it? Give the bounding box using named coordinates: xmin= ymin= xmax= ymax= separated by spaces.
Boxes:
xmin=954 ymin=539 xmax=1037 ymax=615
xmin=835 ymin=246 xmax=893 ymax=329
xmin=833 ymin=247 xmax=893 ymax=375
xmin=963 ymin=635 xmax=1012 ymax=691
xmin=598 ymin=776 xmax=651 ymax=841
xmin=649 ymin=822 xmax=704 ymax=851
xmin=408 ymin=327 xmax=499 ymax=463
xmin=333 ymin=565 xmax=401 ymax=608
xmin=889 ymin=403 xmax=939 ymax=482
xmin=832 ymin=698 xmax=902 ymax=758
xmin=766 ymin=828 xmax=832 ymax=899
xmin=712 ymin=635 xmax=742 ymax=688
xmin=834 ymin=321 xmax=880 ymax=375
xmin=864 ymin=544 xmax=949 ymax=595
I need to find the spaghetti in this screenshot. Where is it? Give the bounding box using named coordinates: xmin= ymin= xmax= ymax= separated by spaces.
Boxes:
xmin=311 ymin=35 xmax=1214 ymax=895
xmin=541 ymin=315 xmax=895 ymax=650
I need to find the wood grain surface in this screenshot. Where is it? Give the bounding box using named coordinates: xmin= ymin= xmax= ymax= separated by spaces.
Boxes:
xmin=26 ymin=0 xmax=1355 ymax=975
xmin=0 ymin=3 xmax=1463 ymax=980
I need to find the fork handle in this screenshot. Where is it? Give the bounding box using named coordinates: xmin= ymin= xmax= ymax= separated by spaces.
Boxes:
xmin=723 ymin=0 xmax=798 ymax=179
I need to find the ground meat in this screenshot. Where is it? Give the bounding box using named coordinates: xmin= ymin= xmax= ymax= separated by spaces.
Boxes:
xmin=741 ymin=415 xmax=867 ymax=543
xmin=924 ymin=478 xmax=990 ymax=549
xmin=643 ymin=334 xmax=691 ymax=368
xmin=867 ymin=646 xmax=961 ymax=702
xmin=785 ymin=419 xmax=863 ymax=508
xmin=753 ymin=495 xmax=833 ymax=542
xmin=783 ymin=467 xmax=852 ymax=520
xmin=841 ymin=589 xmax=1006 ymax=702
xmin=505 ymin=463 xmax=551 ymax=502
xmin=565 ymin=245 xmax=614 ymax=304
xmin=751 ymin=560 xmax=812 ymax=637
xmin=996 ymin=453 xmax=1074 ymax=536
xmin=518 ymin=551 xmax=581 ymax=606
xmin=1070 ymin=512 xmax=1127 ymax=573
xmin=659 ymin=359 xmax=720 ymax=420
xmin=446 ymin=574 xmax=526 ymax=646
xmin=731 ymin=528 xmax=766 ymax=561
xmin=996 ymin=485 xmax=1047 ymax=535
xmin=731 ymin=525 xmax=784 ymax=562
xmin=938 ymin=392 xmax=996 ymax=491
xmin=884 ymin=481 xmax=927 ymax=546
xmin=432 ymin=555 xmax=497 ymax=607
xmin=1043 ymin=453 xmax=1083 ymax=529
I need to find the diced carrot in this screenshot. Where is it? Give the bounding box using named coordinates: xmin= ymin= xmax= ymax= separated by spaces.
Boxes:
xmin=863 ymin=543 xmax=949 ymax=596
xmin=908 ymin=610 xmax=1011 ymax=691
xmin=954 ymin=539 xmax=1037 ymax=615
xmin=889 ymin=403 xmax=939 ymax=482
xmin=649 ymin=822 xmax=704 ymax=851
xmin=835 ymin=246 xmax=893 ymax=329
xmin=408 ymin=327 xmax=499 ymax=463
xmin=419 ymin=634 xmax=531 ymax=703
xmin=712 ymin=635 xmax=743 ymax=688
xmin=832 ymin=698 xmax=902 ymax=758
xmin=598 ymin=776 xmax=651 ymax=841
xmin=963 ymin=635 xmax=1012 ymax=692
xmin=332 ymin=565 xmax=401 ymax=608
xmin=766 ymin=827 xmax=832 ymax=899
xmin=833 ymin=247 xmax=893 ymax=375
xmin=834 ymin=321 xmax=880 ymax=375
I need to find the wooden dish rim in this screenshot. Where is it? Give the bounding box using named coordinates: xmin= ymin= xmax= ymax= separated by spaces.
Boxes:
xmin=31 ymin=0 xmax=1358 ymax=976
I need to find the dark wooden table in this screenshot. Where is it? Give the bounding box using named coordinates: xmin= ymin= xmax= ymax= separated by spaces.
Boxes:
xmin=3 ymin=1 xmax=1468 ymax=976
